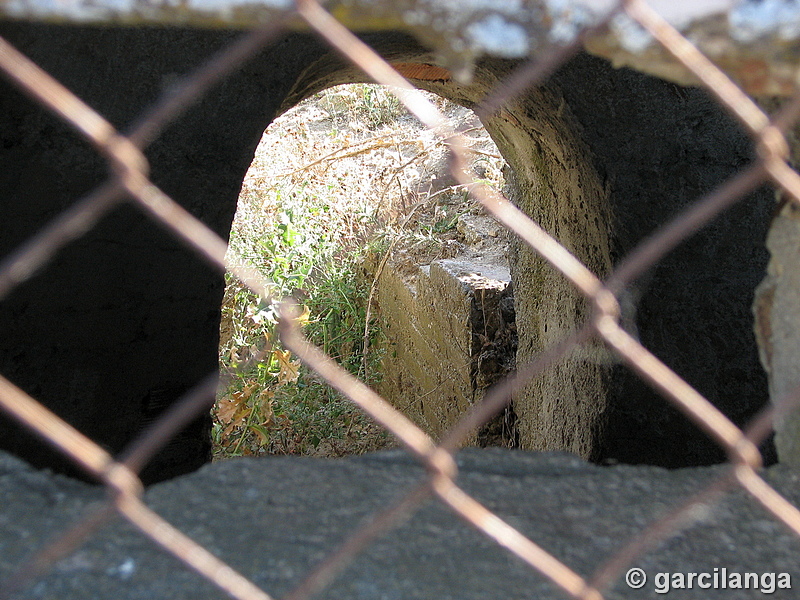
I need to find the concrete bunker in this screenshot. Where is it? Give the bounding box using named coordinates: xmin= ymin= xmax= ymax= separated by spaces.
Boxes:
xmin=281 ymin=50 xmax=774 ymax=467
xmin=0 ymin=24 xmax=775 ymax=481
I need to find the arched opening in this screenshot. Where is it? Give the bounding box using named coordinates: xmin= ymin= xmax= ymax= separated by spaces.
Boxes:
xmin=208 ymin=50 xmax=773 ymax=469
xmin=213 ymin=83 xmax=515 ymax=458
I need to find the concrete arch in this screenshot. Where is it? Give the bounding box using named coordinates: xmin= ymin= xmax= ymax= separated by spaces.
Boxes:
xmin=0 ymin=24 xmax=773 ymax=482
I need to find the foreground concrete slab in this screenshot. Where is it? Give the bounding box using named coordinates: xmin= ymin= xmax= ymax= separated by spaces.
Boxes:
xmin=1 ymin=448 xmax=799 ymax=599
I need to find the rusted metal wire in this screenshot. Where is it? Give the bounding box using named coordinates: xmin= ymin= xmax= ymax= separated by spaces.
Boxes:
xmin=283 ymin=480 xmax=433 ymax=600
xmin=0 ymin=502 xmax=118 ymax=599
xmin=473 ymin=5 xmax=620 ymax=122
xmin=588 ymin=470 xmax=737 ymax=593
xmin=438 ymin=324 xmax=595 ymax=452
xmin=126 ymin=19 xmax=293 ymax=147
xmin=119 ymin=373 xmax=221 ymax=474
xmin=1 ymin=0 xmax=800 ymax=599
xmin=619 ymin=0 xmax=800 ymax=541
xmin=604 ymin=163 xmax=767 ymax=294
xmin=0 ymin=182 xmax=122 ymax=300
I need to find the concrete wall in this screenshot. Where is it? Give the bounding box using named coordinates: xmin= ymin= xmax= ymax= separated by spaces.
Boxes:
xmin=0 ymin=22 xmax=776 ymax=478
xmin=375 ymin=216 xmax=516 ymax=445
xmin=374 ymin=55 xmax=774 ymax=464
xmin=489 ymin=83 xmax=613 ymax=460
xmin=755 ymin=204 xmax=800 ymax=462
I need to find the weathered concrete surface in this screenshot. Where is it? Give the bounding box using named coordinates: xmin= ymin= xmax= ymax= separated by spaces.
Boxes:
xmin=495 ymin=64 xmax=614 ymax=461
xmin=375 ymin=215 xmax=516 ymax=445
xmin=2 ymin=448 xmax=800 ymax=599
xmin=755 ymin=201 xmax=800 ymax=464
xmin=549 ymin=55 xmax=774 ymax=466
xmin=751 ymin=97 xmax=800 ymax=466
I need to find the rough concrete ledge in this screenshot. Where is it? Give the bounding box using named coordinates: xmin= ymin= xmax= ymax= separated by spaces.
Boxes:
xmin=2 ymin=448 xmax=799 ymax=599
xmin=4 ymin=0 xmax=800 ymax=96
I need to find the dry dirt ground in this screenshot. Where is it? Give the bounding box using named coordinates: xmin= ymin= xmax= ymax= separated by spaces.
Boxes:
xmin=238 ymin=85 xmax=506 ymax=265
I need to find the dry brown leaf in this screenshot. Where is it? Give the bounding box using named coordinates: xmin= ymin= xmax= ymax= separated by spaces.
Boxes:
xmin=249 ymin=425 xmax=270 ymax=445
xmin=216 ymin=397 xmax=241 ymax=425
xmin=229 ymin=347 xmax=240 ymax=364
xmin=233 ymin=382 xmax=259 ymax=403
xmin=274 ymin=348 xmax=300 ymax=384
xmin=257 ymin=390 xmax=275 ymax=423
xmin=217 ymin=381 xmax=260 ymax=436
xmin=221 ymin=403 xmax=252 ymax=437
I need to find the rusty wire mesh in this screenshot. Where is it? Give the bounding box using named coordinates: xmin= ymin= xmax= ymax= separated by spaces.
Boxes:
xmin=1 ymin=0 xmax=800 ymax=598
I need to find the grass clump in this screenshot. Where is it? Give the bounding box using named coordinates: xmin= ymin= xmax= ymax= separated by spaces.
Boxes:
xmin=213 ymin=85 xmax=403 ymax=459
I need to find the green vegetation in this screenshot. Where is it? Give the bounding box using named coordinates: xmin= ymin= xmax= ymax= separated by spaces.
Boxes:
xmin=213 ymin=85 xmax=404 ymax=459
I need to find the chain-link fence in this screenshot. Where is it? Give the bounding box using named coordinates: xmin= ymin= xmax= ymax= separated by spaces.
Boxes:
xmin=2 ymin=0 xmax=800 ymax=598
